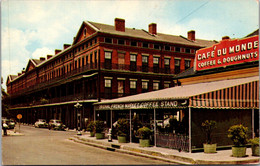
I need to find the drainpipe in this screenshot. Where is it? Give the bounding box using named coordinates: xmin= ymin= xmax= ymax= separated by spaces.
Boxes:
xmin=189 ymin=107 xmax=192 ymax=153
xmin=252 ymin=108 xmax=254 ymax=138
xmin=154 ymin=108 xmax=156 ymax=147
xmin=130 ymin=109 xmax=132 ymax=143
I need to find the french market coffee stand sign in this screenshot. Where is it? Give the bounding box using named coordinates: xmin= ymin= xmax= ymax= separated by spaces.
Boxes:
xmin=96 ymin=100 xmax=188 ymax=110
xmin=194 ymin=35 xmax=258 ymax=71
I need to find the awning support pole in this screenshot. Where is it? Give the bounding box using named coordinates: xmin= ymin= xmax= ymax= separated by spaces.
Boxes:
xmin=130 ymin=109 xmax=132 ymax=143
xmin=189 ymin=107 xmax=192 ymax=153
xmin=252 ymin=108 xmax=254 ymax=138
xmin=94 ymin=108 xmax=96 ymax=121
xmin=154 ymin=108 xmax=156 ymax=147
xmin=110 ymin=109 xmax=113 ymax=129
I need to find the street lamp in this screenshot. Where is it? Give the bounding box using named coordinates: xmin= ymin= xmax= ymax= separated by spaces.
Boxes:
xmin=74 ymin=100 xmax=82 ymax=135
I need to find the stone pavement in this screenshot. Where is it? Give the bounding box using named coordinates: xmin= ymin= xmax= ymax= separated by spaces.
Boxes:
xmin=69 ymin=132 xmax=260 ymax=165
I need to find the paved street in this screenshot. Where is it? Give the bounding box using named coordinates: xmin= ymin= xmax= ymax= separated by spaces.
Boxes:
xmin=2 ymin=125 xmax=172 ymax=165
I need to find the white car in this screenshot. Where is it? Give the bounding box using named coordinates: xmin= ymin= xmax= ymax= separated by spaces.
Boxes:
xmin=35 ymin=119 xmax=48 ymax=128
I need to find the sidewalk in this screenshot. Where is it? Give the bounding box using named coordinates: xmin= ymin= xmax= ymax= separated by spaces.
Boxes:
xmin=1 ymin=129 xmax=24 ymax=136
xmin=69 ymin=132 xmax=260 ymax=165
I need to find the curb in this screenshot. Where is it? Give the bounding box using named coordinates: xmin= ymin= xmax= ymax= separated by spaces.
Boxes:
xmin=69 ymin=136 xmax=191 ymax=165
xmin=70 ymin=136 xmax=260 ymax=165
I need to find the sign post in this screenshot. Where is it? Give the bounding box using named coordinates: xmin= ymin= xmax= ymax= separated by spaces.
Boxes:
xmin=17 ymin=114 xmax=22 ymax=133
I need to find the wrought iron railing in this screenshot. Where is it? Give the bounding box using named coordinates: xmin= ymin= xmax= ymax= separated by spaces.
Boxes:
xmin=156 ymin=133 xmax=189 ymax=152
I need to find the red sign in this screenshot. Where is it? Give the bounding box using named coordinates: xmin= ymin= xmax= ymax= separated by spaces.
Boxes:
xmin=17 ymin=114 xmax=22 ymax=119
xmin=194 ymin=35 xmax=258 ymax=71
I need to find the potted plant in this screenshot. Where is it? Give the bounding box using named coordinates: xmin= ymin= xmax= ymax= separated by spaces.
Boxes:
xmin=249 ymin=137 xmax=259 ymax=156
xmin=137 ymin=126 xmax=152 ymax=147
xmin=86 ymin=121 xmax=95 ymax=137
xmin=116 ymin=118 xmax=129 ymax=143
xmin=94 ymin=120 xmax=105 ymax=139
xmin=228 ymin=124 xmax=248 ymax=157
xmin=201 ymin=120 xmax=217 ymax=153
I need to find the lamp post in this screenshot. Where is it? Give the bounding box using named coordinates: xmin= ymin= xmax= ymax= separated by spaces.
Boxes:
xmin=74 ymin=101 xmax=82 ymax=135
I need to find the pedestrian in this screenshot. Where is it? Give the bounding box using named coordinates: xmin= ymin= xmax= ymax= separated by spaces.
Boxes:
xmin=2 ymin=120 xmax=8 ymax=136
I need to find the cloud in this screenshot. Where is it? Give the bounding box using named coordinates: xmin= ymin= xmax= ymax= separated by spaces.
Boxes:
xmin=32 ymin=47 xmax=54 ymax=59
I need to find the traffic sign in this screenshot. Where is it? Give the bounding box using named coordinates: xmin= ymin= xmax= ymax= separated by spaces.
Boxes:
xmin=17 ymin=114 xmax=22 ymax=119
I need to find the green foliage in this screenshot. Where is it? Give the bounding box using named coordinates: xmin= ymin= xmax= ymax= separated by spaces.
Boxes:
xmin=201 ymin=120 xmax=217 ymax=144
xmin=94 ymin=120 xmax=104 ymax=133
xmin=86 ymin=121 xmax=95 ymax=132
xmin=249 ymin=137 xmax=259 ymax=146
xmin=228 ymin=124 xmax=248 ymax=146
xmin=137 ymin=126 xmax=152 ymax=139
xmin=116 ymin=118 xmax=129 ymax=137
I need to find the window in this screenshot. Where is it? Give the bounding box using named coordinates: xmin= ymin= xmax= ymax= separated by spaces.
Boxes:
xmin=142 ymin=81 xmax=148 ymax=90
xmin=118 ymin=53 xmax=125 ymax=70
xmin=154 ymin=44 xmax=160 ymax=50
xmin=105 ymin=79 xmax=111 ymax=88
xmin=105 ymin=52 xmax=112 ymax=59
xmin=143 ymin=42 xmax=148 ymax=48
xmin=130 ymin=81 xmax=136 ymax=89
xmin=105 ymin=38 xmax=112 ymax=43
xmin=84 ymin=28 xmax=87 ymax=37
xmin=174 ymin=58 xmax=181 ymax=74
xmin=153 ymin=57 xmax=159 ymax=73
xmin=164 ymin=83 xmax=170 ymax=88
xmin=142 ymin=56 xmax=148 ymax=63
xmin=118 ymin=80 xmax=125 ymax=97
xmin=130 ymin=54 xmax=137 ymax=71
xmin=165 ymin=58 xmax=170 ymax=66
xmin=175 ymin=47 xmax=180 ymax=52
xmin=165 ymin=45 xmax=170 ymax=51
xmin=105 ymin=51 xmax=112 ymax=69
xmin=131 ymin=41 xmax=137 ymax=46
xmin=153 ymin=57 xmax=159 ymax=64
xmin=185 ymin=60 xmax=191 ymax=70
xmin=185 ymin=48 xmax=191 ymax=53
xmin=130 ymin=54 xmax=136 ymax=62
xmin=118 ymin=39 xmax=125 ymax=45
xmin=142 ymin=56 xmax=148 ymax=72
xmin=153 ymin=82 xmax=159 ymax=90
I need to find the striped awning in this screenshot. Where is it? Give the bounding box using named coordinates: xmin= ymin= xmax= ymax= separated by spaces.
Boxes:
xmin=189 ymin=80 xmax=259 ymax=109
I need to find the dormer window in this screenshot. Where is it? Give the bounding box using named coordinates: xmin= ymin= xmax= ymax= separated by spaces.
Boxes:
xmin=84 ymin=28 xmax=87 ymax=37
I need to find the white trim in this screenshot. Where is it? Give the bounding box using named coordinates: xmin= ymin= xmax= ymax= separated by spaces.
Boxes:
xmin=104 ymin=49 xmax=113 ymax=52
xmin=142 ymin=53 xmax=149 ymax=56
xmin=164 ymin=56 xmax=171 ymax=59
xmin=153 ymin=80 xmax=160 ymax=83
xmin=130 ymin=78 xmax=138 ymax=81
xmin=117 ymin=78 xmax=126 ymax=80
xmin=153 ymin=55 xmax=160 ymax=58
xmin=141 ymin=79 xmax=149 ymax=82
xmin=104 ymin=77 xmax=113 ymax=79
xmin=130 ymin=52 xmax=138 ymax=55
xmin=174 ymin=57 xmax=181 ymax=60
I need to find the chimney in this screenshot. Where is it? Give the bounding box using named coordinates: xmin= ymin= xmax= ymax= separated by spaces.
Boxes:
xmin=188 ymin=30 xmax=195 ymax=41
xmin=47 ymin=55 xmax=53 ymax=59
xmin=222 ymin=36 xmax=230 ymax=40
xmin=18 ymin=73 xmax=21 ymax=76
xmin=22 ymin=70 xmax=25 ymax=74
xmin=40 ymin=57 xmax=45 ymax=61
xmin=115 ymin=18 xmax=125 ymax=32
xmin=149 ymin=23 xmax=157 ymax=35
xmin=63 ymin=44 xmax=71 ymax=50
xmin=55 ymin=49 xmax=62 ymax=55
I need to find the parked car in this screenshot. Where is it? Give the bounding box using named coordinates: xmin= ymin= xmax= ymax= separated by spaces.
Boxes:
xmin=48 ymin=119 xmax=66 ymax=130
xmin=2 ymin=118 xmax=15 ymax=129
xmin=34 ymin=119 xmax=48 ymax=128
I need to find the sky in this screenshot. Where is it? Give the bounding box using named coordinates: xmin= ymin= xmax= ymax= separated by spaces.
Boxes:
xmin=1 ymin=0 xmax=259 ymax=90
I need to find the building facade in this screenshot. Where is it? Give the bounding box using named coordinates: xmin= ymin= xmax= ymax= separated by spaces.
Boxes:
xmin=6 ymin=18 xmax=216 ymax=129
xmin=94 ymin=31 xmax=259 ymax=152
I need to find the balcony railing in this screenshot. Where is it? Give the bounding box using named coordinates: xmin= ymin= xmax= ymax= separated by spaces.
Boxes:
xmin=9 ymin=62 xmax=176 ymax=97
